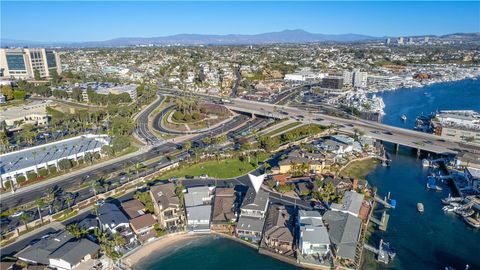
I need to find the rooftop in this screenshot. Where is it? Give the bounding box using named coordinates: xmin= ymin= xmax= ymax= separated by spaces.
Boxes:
xmin=241 ymin=188 xmax=269 ymax=212
xmin=121 ymin=199 xmax=146 ymax=219
xmin=323 ymin=210 xmax=362 ymax=261
xmin=130 ymin=213 xmax=156 ymax=231
xmin=330 ymin=191 xmax=364 ymax=216
xmin=150 ymin=183 xmax=180 ymax=209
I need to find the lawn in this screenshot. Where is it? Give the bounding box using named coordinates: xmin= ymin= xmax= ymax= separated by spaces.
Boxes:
xmin=340 ymin=158 xmax=380 ymax=180
xmin=160 ymin=153 xmax=270 ymax=179
xmin=265 ymin=122 xmax=301 ymax=137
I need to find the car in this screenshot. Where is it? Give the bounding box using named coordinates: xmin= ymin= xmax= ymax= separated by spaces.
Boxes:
xmin=383 ymin=131 xmax=393 ymax=135
xmin=95 ymin=200 xmax=105 ymax=206
xmin=0 ymin=218 xmax=10 ymax=224
xmin=169 ymin=177 xmax=179 ymax=182
xmin=314 ymin=118 xmax=324 ymax=121
xmin=199 ymin=174 xmax=209 ymax=179
xmin=10 ymin=211 xmax=24 ymax=218
xmin=41 ymin=232 xmax=53 ymax=239
xmin=185 ymin=175 xmax=194 ymax=179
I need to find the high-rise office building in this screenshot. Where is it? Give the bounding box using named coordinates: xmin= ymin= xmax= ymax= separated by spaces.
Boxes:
xmin=398 ymin=37 xmax=404 ymax=45
xmin=0 ymin=48 xmax=62 ymax=79
xmin=386 ymin=38 xmax=391 ymax=45
xmin=353 ymin=69 xmax=367 ymax=88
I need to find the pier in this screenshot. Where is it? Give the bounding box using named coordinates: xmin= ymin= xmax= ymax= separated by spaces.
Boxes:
xmin=370 ymin=211 xmax=390 ymax=231
xmin=363 ymin=239 xmax=395 ymax=264
xmin=374 ymin=194 xmax=394 ymax=209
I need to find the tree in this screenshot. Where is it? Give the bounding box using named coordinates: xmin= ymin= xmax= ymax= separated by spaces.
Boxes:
xmin=67 ymin=223 xmax=87 ymax=238
xmin=134 ymin=191 xmax=154 ymax=213
xmin=34 ymin=69 xmax=42 ymax=81
xmin=215 ymin=134 xmax=227 ymax=145
xmin=13 ymin=90 xmax=27 ymax=100
xmin=20 ymin=213 xmax=30 ymax=230
xmin=71 ymin=88 xmax=83 ymax=102
xmin=0 ymin=85 xmax=14 ymax=100
xmin=202 ymin=137 xmax=211 ymax=146
xmin=35 ymin=198 xmax=45 ymax=224
xmin=65 ymin=194 xmax=74 ymax=209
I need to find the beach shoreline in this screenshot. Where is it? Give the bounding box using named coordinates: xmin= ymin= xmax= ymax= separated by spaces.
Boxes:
xmin=123 ymin=232 xmax=202 ymax=268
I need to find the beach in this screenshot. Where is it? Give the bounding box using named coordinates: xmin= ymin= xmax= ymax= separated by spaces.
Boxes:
xmin=123 ymin=233 xmax=202 ymax=267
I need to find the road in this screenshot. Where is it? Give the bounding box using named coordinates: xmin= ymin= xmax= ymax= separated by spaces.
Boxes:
xmin=227 ymin=98 xmax=475 ymax=154
xmin=134 ymin=94 xmax=165 ymax=145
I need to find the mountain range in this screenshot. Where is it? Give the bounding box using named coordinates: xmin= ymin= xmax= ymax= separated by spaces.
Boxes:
xmin=1 ymin=29 xmax=479 ymax=48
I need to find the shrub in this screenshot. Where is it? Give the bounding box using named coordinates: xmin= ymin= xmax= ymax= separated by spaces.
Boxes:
xmin=3 ymin=181 xmax=12 ymax=190
xmin=71 ymin=160 xmax=78 ymax=167
xmin=27 ymin=172 xmax=38 ymax=181
xmin=58 ymin=159 xmax=72 ymax=171
xmin=77 ymin=159 xmax=84 ymax=165
xmin=49 ymin=166 xmax=57 ymax=174
xmin=200 ymin=107 xmax=207 ymax=113
xmin=192 ymin=112 xmax=201 ymax=120
xmin=38 ymin=168 xmax=49 ymax=177
xmin=17 ymin=175 xmax=26 ymax=184
xmin=173 ymin=111 xmax=184 ymax=121
xmin=183 ymin=114 xmax=192 ymax=122
xmin=93 ymin=152 xmax=101 ymax=160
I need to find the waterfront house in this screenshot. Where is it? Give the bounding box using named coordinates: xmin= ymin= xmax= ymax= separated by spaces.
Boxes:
xmin=464 ymin=167 xmax=480 ymax=193
xmin=297 ymin=210 xmax=331 ymax=257
xmin=262 ymin=204 xmax=295 ymax=255
xmin=121 ymin=199 xmax=146 ymax=219
xmin=16 ymin=231 xmax=74 ymax=265
xmin=330 ymin=191 xmax=365 ymax=217
xmin=149 ymin=183 xmax=185 ymax=230
xmin=98 ymin=203 xmax=130 ymax=234
xmin=211 ymin=188 xmax=237 ymax=233
xmin=236 ymin=188 xmax=270 ymax=243
xmin=185 ymin=186 xmax=214 ymax=233
xmin=129 ymin=214 xmax=157 ymax=243
xmin=322 ymin=211 xmax=362 ymax=263
xmin=276 ymin=150 xmax=325 ymax=175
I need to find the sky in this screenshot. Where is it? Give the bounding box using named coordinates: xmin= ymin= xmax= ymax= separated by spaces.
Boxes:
xmin=1 ymin=1 xmax=479 ymax=42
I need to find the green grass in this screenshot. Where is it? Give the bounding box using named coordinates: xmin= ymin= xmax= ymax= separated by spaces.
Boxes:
xmin=340 ymin=158 xmax=380 ymax=180
xmin=160 ymin=153 xmax=270 ymax=179
xmin=265 ymin=122 xmax=301 ymax=137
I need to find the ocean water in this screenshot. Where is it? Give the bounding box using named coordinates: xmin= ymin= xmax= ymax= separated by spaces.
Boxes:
xmin=134 ymin=236 xmax=298 ymax=270
xmin=376 ymin=78 xmax=480 ymax=128
xmin=138 ymin=80 xmax=480 ymax=270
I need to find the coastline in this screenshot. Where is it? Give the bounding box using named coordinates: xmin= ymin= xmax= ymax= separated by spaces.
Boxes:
xmin=123 ymin=232 xmax=200 ymax=268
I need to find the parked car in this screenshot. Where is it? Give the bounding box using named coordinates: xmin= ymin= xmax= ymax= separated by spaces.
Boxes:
xmin=95 ymin=199 xmax=105 ymax=206
xmin=185 ymin=175 xmax=194 ymax=179
xmin=10 ymin=211 xmax=24 ymax=218
xmin=199 ymin=174 xmax=209 ymax=179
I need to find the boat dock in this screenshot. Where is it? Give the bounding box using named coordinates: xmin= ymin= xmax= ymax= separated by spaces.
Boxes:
xmin=370 ymin=211 xmax=390 ymax=231
xmin=363 ymin=239 xmax=395 ymax=264
xmin=374 ymin=194 xmax=395 ymax=209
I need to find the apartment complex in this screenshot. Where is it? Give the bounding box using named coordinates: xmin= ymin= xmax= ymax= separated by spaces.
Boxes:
xmin=0 ymin=48 xmax=62 ymax=79
xmin=432 ymin=110 xmax=480 ymax=144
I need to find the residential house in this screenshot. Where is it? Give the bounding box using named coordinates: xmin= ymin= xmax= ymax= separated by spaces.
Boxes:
xmin=129 ymin=214 xmax=157 ymax=243
xmin=97 ymin=203 xmax=130 ymax=234
xmin=322 ymin=211 xmax=362 ymax=263
xmin=236 ymin=188 xmax=269 ymax=243
xmin=330 ymin=191 xmax=365 ymax=217
xmin=297 ymin=210 xmax=331 ymax=257
xmin=16 ymin=231 xmax=100 ymax=270
xmin=185 ymin=186 xmax=214 ymax=233
xmin=121 ymin=199 xmax=146 ymax=219
xmin=262 ymin=204 xmax=295 ymax=254
xmin=277 ymin=150 xmax=325 ymax=175
xmin=150 ymin=183 xmax=185 ymax=230
xmin=211 ymin=188 xmax=237 ymax=232
xmin=48 ymin=239 xmax=100 ymax=270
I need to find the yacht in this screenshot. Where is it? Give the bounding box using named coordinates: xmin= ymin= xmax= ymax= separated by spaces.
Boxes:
xmin=400 ymin=114 xmax=407 ymax=121
xmin=417 ymin=203 xmax=424 ymax=213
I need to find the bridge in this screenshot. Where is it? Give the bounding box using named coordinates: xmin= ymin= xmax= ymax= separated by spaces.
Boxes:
xmin=225 ymin=98 xmax=476 ymax=155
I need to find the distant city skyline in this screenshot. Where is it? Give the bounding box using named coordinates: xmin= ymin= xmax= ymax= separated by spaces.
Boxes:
xmin=1 ymin=1 xmax=479 ymax=42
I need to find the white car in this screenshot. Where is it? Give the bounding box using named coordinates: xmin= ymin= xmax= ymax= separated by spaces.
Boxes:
xmin=10 ymin=211 xmax=24 ymax=218
xmin=199 ymin=174 xmax=209 ymax=179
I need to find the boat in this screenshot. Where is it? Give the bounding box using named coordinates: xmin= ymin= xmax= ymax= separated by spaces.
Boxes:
xmin=442 ymin=205 xmax=456 ymax=212
xmin=464 ymin=216 xmax=480 ymax=228
xmin=426 ymin=176 xmax=443 ymax=191
xmin=422 ymin=159 xmax=430 ymax=167
xmin=441 ymin=195 xmax=463 ymax=205
xmin=417 ymin=203 xmax=424 ymax=213
xmin=400 ymin=114 xmax=407 ymax=121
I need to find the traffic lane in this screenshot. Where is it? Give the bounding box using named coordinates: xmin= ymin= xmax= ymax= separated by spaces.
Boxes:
xmin=0 ymin=226 xmax=59 ymax=259
xmin=0 ymin=143 xmax=177 ymax=209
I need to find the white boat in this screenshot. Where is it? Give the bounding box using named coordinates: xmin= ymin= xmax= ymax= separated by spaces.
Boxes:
xmin=400 ymin=114 xmax=407 ymax=121
xmin=417 ymin=203 xmax=424 ymax=213
xmin=442 ymin=205 xmax=455 ymax=212
xmin=422 ymin=159 xmax=430 ymax=167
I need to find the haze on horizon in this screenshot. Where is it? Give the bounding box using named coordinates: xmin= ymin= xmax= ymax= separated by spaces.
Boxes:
xmin=1 ymin=1 xmax=479 ymax=43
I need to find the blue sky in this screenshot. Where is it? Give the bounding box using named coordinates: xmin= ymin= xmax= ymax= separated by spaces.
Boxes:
xmin=1 ymin=1 xmax=479 ymax=42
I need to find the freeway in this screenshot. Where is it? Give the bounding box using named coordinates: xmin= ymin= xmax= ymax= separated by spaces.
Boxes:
xmin=227 ymin=98 xmax=475 ymax=154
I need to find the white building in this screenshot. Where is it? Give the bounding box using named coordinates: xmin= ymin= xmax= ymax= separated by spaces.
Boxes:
xmin=284 ymin=69 xmax=326 ymax=82
xmin=0 ymin=134 xmax=110 ymax=187
xmin=0 ymin=48 xmax=62 ymax=79
xmin=297 ymin=210 xmax=330 ymax=256
xmin=0 ymin=100 xmax=51 ymax=131
xmin=432 ymin=110 xmax=480 ymax=144
xmin=184 ymin=186 xmax=214 ymax=233
xmin=352 ymin=69 xmax=367 ymax=88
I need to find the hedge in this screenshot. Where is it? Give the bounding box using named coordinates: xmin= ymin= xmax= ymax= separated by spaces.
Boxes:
xmin=38 ymin=168 xmax=49 ymax=177
xmin=17 ymin=175 xmax=26 ymax=184
xmin=26 ymin=172 xmax=38 ymax=181
xmin=49 ymin=166 xmax=57 ymax=174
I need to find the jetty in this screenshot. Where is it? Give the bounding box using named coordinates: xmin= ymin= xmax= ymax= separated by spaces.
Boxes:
xmin=374 ymin=193 xmax=395 ymax=209
xmin=364 ymin=239 xmax=396 ymax=264
xmin=370 ymin=211 xmax=390 ymax=231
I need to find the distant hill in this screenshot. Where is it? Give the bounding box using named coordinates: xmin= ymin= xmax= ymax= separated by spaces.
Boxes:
xmin=1 ymin=30 xmax=479 ymax=48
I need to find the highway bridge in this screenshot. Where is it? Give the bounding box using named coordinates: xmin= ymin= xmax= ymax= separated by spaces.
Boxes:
xmin=226 ymin=98 xmax=476 ymax=155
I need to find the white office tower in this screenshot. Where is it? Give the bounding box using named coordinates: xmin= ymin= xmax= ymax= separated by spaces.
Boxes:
xmin=0 ymin=48 xmax=62 ymax=79
xmin=353 ymin=69 xmax=367 ymax=88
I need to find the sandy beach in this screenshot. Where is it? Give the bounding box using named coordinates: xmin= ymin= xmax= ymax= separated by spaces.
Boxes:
xmin=123 ymin=233 xmax=202 ymax=267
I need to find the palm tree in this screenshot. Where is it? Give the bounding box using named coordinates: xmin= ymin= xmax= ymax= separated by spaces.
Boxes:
xmin=35 ymin=198 xmax=45 ymax=224
xmin=32 ymin=151 xmax=39 ymax=173
xmin=90 ymin=180 xmax=100 ymax=201
xmin=67 ymin=223 xmax=87 ymax=238
xmin=20 ymin=213 xmax=30 ymax=230
xmin=65 ymin=195 xmax=74 ymax=209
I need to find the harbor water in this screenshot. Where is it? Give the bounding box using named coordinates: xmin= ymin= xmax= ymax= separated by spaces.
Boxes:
xmin=138 ymin=79 xmax=480 ymax=270
xmin=376 ymin=78 xmax=480 ymax=128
